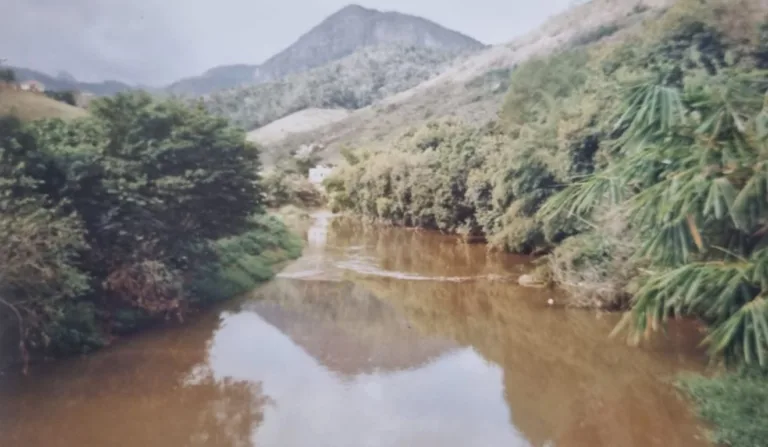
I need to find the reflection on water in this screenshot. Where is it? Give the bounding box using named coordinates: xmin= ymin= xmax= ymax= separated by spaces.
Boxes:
xmin=0 ymin=212 xmax=709 ymax=447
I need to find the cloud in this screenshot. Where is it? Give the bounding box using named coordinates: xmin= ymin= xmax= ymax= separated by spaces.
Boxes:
xmin=0 ymin=0 xmax=191 ymax=84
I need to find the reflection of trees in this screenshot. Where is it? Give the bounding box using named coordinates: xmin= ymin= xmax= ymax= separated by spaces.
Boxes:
xmin=359 ymin=277 xmax=709 ymax=447
xmin=246 ymin=278 xmax=454 ymax=376
xmin=0 ymin=312 xmax=268 ymax=447
xmin=327 ymin=217 xmax=529 ymax=278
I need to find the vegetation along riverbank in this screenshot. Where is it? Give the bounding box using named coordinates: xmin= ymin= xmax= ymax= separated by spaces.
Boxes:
xmin=324 ymin=0 xmax=768 ymax=444
xmin=0 ymin=92 xmax=302 ymax=371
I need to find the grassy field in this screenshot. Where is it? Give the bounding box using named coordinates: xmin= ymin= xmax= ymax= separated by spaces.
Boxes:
xmin=0 ymin=89 xmax=87 ymax=121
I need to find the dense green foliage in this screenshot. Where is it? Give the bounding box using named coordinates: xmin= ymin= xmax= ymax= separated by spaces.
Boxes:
xmin=204 ymin=45 xmax=464 ymax=130
xmin=329 ymin=0 xmax=768 ymax=365
xmin=0 ymin=92 xmax=300 ymax=365
xmin=328 ymin=48 xmax=601 ymax=253
xmin=679 ymin=368 xmax=768 ymax=446
xmin=188 ymin=214 xmax=302 ymax=304
xmin=327 ymin=2 xmax=768 ymax=441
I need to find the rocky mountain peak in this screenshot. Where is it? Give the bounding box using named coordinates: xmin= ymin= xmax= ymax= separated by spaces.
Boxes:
xmin=166 ymin=4 xmax=484 ymax=95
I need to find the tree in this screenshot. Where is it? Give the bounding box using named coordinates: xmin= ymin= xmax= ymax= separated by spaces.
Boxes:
xmin=541 ymin=69 xmax=768 ymax=366
xmin=0 ymin=117 xmax=90 ymax=367
xmin=0 ymin=68 xmax=15 ymax=83
xmin=52 ymin=93 xmax=264 ymax=312
xmin=4 ymin=92 xmax=265 ymax=321
xmin=0 ymin=58 xmax=14 ymax=83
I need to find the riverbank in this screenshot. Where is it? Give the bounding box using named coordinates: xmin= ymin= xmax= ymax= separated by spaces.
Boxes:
xmin=0 ymin=216 xmax=303 ymax=374
xmin=321 ymin=2 xmax=768 ymax=444
xmin=0 ymin=212 xmax=710 ymax=447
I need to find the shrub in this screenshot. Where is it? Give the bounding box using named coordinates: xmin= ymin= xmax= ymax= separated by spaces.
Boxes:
xmin=547 ymin=231 xmax=636 ymax=309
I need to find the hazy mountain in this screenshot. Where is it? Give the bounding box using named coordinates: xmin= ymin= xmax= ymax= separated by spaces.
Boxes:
xmin=10 ymin=67 xmax=136 ymax=96
xmin=167 ymin=4 xmax=484 ymax=95
xmin=165 ymin=64 xmax=259 ymax=97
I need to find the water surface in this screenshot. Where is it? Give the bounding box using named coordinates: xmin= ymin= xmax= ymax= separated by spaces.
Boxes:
xmin=0 ymin=212 xmax=709 ymax=447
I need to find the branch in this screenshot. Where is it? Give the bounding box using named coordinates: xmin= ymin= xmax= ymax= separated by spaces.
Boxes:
xmin=0 ymin=293 xmax=28 ymax=374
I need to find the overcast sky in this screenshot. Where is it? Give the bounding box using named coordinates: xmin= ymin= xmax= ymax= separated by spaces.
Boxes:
xmin=2 ymin=0 xmax=576 ymax=86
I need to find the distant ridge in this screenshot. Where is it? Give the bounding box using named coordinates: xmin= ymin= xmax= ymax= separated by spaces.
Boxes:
xmin=166 ymin=4 xmax=484 ymax=95
xmin=10 ymin=67 xmax=135 ymax=96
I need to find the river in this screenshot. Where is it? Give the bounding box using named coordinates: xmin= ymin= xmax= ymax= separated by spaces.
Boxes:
xmin=0 ymin=212 xmax=710 ymax=447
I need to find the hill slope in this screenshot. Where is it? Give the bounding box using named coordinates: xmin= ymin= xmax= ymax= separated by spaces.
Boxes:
xmin=205 ymin=44 xmax=470 ymax=131
xmin=167 ymin=4 xmax=484 ymax=95
xmin=11 ymin=67 xmax=135 ymax=96
xmin=0 ymin=89 xmax=87 ymax=122
xmin=263 ymin=0 xmax=676 ymax=161
xmin=247 ymin=108 xmax=351 ymax=149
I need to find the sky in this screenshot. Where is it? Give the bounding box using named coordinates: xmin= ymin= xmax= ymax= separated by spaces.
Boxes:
xmin=1 ymin=0 xmax=577 ymax=86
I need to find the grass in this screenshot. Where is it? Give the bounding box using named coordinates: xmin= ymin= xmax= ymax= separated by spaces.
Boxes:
xmin=188 ymin=214 xmax=303 ymax=304
xmin=0 ymin=89 xmax=87 ymax=122
xmin=678 ymin=369 xmax=768 ymax=447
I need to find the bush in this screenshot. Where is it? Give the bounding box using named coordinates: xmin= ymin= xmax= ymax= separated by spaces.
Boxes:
xmin=547 ymin=231 xmax=636 ymax=309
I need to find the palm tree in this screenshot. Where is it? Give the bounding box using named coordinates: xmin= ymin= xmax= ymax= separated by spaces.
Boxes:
xmin=541 ymin=68 xmax=768 ymax=366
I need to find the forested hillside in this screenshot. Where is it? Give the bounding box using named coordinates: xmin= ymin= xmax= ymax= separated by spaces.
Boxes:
xmin=204 ymin=45 xmax=470 ymax=132
xmin=326 ymin=1 xmax=768 ymax=443
xmin=256 ymin=0 xmax=671 ymax=162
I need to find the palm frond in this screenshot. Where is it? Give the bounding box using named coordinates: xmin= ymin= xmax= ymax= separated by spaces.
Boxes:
xmin=617 ymin=259 xmax=768 ymax=364
xmin=613 ymin=79 xmax=687 ymax=151
xmin=705 ymin=297 xmax=768 ymax=367
xmin=538 ymin=171 xmax=625 ymax=221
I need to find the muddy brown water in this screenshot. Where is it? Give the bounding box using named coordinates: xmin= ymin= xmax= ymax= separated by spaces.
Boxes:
xmin=0 ymin=212 xmax=710 ymax=447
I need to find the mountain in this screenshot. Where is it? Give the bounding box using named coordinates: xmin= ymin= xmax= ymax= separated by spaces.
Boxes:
xmin=259 ymin=0 xmax=674 ymax=162
xmin=10 ymin=67 xmax=135 ymax=96
xmin=167 ymin=4 xmax=484 ymax=95
xmin=205 ymin=44 xmax=469 ymax=133
xmin=258 ymin=4 xmax=484 ymax=80
xmin=166 ymin=64 xmax=260 ymax=97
